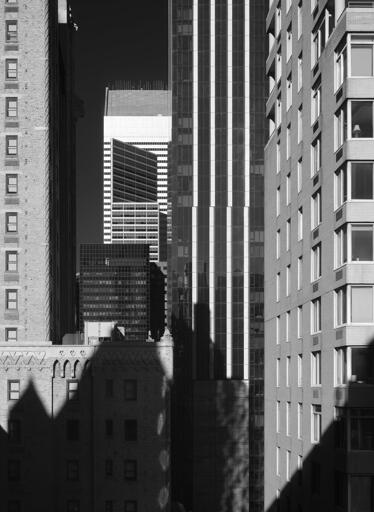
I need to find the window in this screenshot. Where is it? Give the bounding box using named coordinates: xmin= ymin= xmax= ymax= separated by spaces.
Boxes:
xmin=124 ymin=459 xmax=137 ymax=480
xmin=276 ymin=273 xmax=280 ymax=302
xmin=276 ymin=95 xmax=282 ymax=127
xmin=276 ymin=358 xmax=280 ymax=387
xmin=6 ymin=136 xmax=18 ymax=157
xmin=335 ymin=225 xmax=347 ymax=267
xmin=298 ymin=455 xmax=303 ymax=486
xmin=311 ymin=243 xmax=321 ymax=281
xmin=335 ymin=287 xmax=347 ymax=326
xmin=335 ymin=104 xmax=347 ymax=149
xmin=286 ymin=0 xmax=292 ymax=13
xmin=276 ymin=315 xmax=280 ymax=344
xmin=105 ymin=379 xmax=113 ymax=398
xmin=286 ymin=357 xmax=290 ymax=386
xmin=286 ymin=267 xmax=290 ymax=297
xmin=285 ymin=312 xmax=290 ymax=343
xmin=124 ymin=379 xmax=137 ymax=400
xmin=298 ymin=403 xmax=303 ymax=438
xmin=67 ymin=501 xmax=80 ymax=512
xmin=311 ymin=298 xmax=321 ymax=333
xmin=5 ymin=328 xmax=17 ymax=342
xmin=286 ymin=401 xmax=291 ymax=434
xmin=335 ymin=347 xmax=347 ymax=386
xmin=276 ymin=230 xmax=280 ymax=259
xmin=105 ymin=459 xmax=113 ymax=478
xmin=124 ymin=419 xmax=137 ymax=441
xmin=311 ymin=136 xmax=321 ymax=176
xmin=297 ymin=52 xmax=303 ymax=90
xmin=350 ymin=476 xmax=374 ymax=511
xmin=351 ymin=286 xmax=374 ymax=323
xmin=6 ymin=251 xmax=18 ymax=272
xmin=311 ymin=461 xmax=321 ymax=495
xmin=6 ymin=289 xmax=17 ymax=310
xmin=286 ymin=450 xmax=291 ymax=481
xmin=286 ymin=219 xmax=291 ymax=251
xmin=297 ymin=159 xmax=302 ymax=192
xmin=298 ymin=2 xmax=302 ymax=39
xmin=351 ymin=346 xmax=374 ymax=384
xmin=351 ymin=35 xmax=374 ymax=77
xmin=351 ymin=100 xmax=374 ymax=138
xmin=6 ymin=174 xmax=18 ymax=194
xmin=335 ymin=38 xmax=347 ymax=90
xmin=6 ymin=59 xmax=17 ymax=80
xmin=286 ymin=75 xmax=292 ymax=110
xmin=67 ymin=380 xmax=78 ymax=401
xmin=276 ymin=141 xmax=281 ymax=173
xmin=6 ymin=213 xmax=17 ymax=233
xmin=351 ymin=224 xmax=373 ymax=261
xmin=8 ymin=460 xmax=20 ymax=481
xmin=311 ymin=7 xmax=333 ymax=67
xmin=286 ymin=124 xmax=291 ymax=160
xmin=8 ymin=419 xmax=20 ymax=443
xmin=350 ymin=408 xmax=374 ymax=450
xmin=276 ymin=187 xmax=280 ymax=216
xmin=124 ymin=501 xmax=137 ymax=512
xmin=298 ymin=106 xmax=303 ymax=143
xmin=66 ymin=460 xmax=79 ymax=481
xmin=286 ymin=174 xmax=291 ymax=205
xmin=351 ymin=162 xmax=374 ymax=200
xmin=311 ymin=190 xmax=321 ymax=229
xmin=297 ymin=354 xmax=303 ymax=386
xmin=6 ymin=21 xmax=18 ymax=43
xmin=335 ymin=167 xmax=347 ymax=209
xmin=275 ymin=3 xmax=282 ymax=38
xmin=6 ymin=98 xmax=17 ymax=118
xmin=298 ymin=208 xmax=303 ymax=240
xmin=297 ymin=256 xmax=302 ymax=290
xmin=276 ymin=49 xmax=282 ymax=82
xmin=297 ymin=307 xmax=303 ymax=338
xmin=276 ymin=446 xmax=280 ymax=476
xmin=66 ymin=419 xmax=79 ymax=441
xmin=311 ymin=404 xmax=322 ymax=443
xmin=311 ymin=81 xmax=321 ymax=124
xmin=286 ymin=24 xmax=292 ymax=61
xmin=311 ymin=351 xmax=321 ymax=386
xmin=276 ymin=401 xmax=280 ymax=433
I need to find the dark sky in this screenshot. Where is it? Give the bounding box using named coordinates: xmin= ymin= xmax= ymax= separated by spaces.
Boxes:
xmin=71 ymin=0 xmax=169 ymax=248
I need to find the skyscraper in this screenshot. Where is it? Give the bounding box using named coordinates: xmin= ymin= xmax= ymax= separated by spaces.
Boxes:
xmin=1 ymin=0 xmax=77 ymax=344
xmin=265 ymin=1 xmax=374 ymax=510
xmin=170 ymin=2 xmax=266 ymax=510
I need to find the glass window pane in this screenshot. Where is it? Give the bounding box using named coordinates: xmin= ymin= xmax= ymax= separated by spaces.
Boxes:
xmin=350 ymin=476 xmax=373 ymax=512
xmin=352 ymin=101 xmax=373 ymax=138
xmin=351 ymin=45 xmax=373 ymax=76
xmin=351 ymin=287 xmax=373 ymax=323
xmin=352 ymin=225 xmax=373 ymax=261
xmin=351 ymin=162 xmax=373 ymax=200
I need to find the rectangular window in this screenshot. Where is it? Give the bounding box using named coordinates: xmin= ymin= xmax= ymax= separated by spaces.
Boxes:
xmin=6 ymin=136 xmax=18 ymax=157
xmin=311 ymin=351 xmax=321 ymax=386
xmin=124 ymin=501 xmax=137 ymax=512
xmin=6 ymin=251 xmax=18 ymax=272
xmin=350 ymin=408 xmax=374 ymax=450
xmin=8 ymin=380 xmax=20 ymax=400
xmin=276 ymin=229 xmax=280 ymax=259
xmin=298 ymin=106 xmax=303 ymax=143
xmin=105 ymin=419 xmax=113 ymax=439
xmin=297 ymin=2 xmax=302 ymax=39
xmin=286 ymin=24 xmax=292 ymax=61
xmin=275 ymin=3 xmax=282 ymax=38
xmin=286 ymin=402 xmax=291 ymax=435
xmin=67 ymin=501 xmax=80 ymax=512
xmin=6 ymin=59 xmax=17 ymax=81
xmin=335 ymin=37 xmax=347 ymax=90
xmin=276 ymin=187 xmax=280 ymax=216
xmin=276 ymin=95 xmax=282 ymax=127
xmin=105 ymin=458 xmax=113 ymax=478
xmin=286 ymin=450 xmax=291 ymax=481
xmin=276 ymin=50 xmax=282 ymax=82
xmin=276 ymin=358 xmax=280 ymax=387
xmin=105 ymin=379 xmax=113 ymax=398
xmin=124 ymin=459 xmax=137 ymax=480
xmin=311 ymin=298 xmax=321 ymax=333
xmin=335 ymin=226 xmax=347 ymax=267
xmin=297 ymin=307 xmax=302 ymax=338
xmin=105 ymin=502 xmax=113 ymax=512
xmin=276 ymin=315 xmax=280 ymax=344
xmin=8 ymin=419 xmax=21 ymax=443
xmin=286 ymin=267 xmax=290 ymax=297
xmin=297 ymin=52 xmax=303 ymax=90
xmin=276 ymin=141 xmax=281 ymax=174
xmin=276 ymin=272 xmax=280 ymax=302
xmin=311 ymin=190 xmax=322 ymax=229
xmin=335 ymin=167 xmax=347 ymax=209
xmin=351 ymin=35 xmax=374 ymax=77
xmin=297 ymin=256 xmax=302 ymax=290
xmin=335 ymin=287 xmax=347 ymax=326
xmin=8 ymin=460 xmax=20 ymax=481
xmin=312 ymin=404 xmax=322 ymax=443
xmin=276 ymin=447 xmax=280 ymax=476
xmin=5 ymin=327 xmax=17 ymax=342
xmin=298 ymin=354 xmax=303 ymax=386
xmin=351 ymin=346 xmax=374 ymax=384
xmin=286 ymin=219 xmax=291 ymax=251
xmin=6 ymin=21 xmax=18 ymax=43
xmin=6 ymin=98 xmax=17 ymax=118
xmin=6 ymin=289 xmax=17 ymax=310
xmin=351 ymin=286 xmax=374 ymax=323
xmin=297 ymin=158 xmax=302 ymax=193
xmin=276 ymin=401 xmax=280 ymax=433
xmin=311 ymin=243 xmax=321 ymax=281
xmin=350 ymin=476 xmax=374 ymax=511
xmin=311 ymin=81 xmax=321 ymax=124
xmin=287 ymin=75 xmax=292 ymax=110
xmin=298 ymin=403 xmax=303 ymax=438
xmin=286 ymin=357 xmax=290 ymax=386
xmin=298 ymin=455 xmax=303 ymax=486
xmin=286 ymin=173 xmax=291 ymax=205
xmin=286 ymin=124 xmax=291 ymax=160
xmin=286 ymin=0 xmax=292 ymax=13
xmin=297 ymin=208 xmax=303 ymax=241
xmin=124 ymin=379 xmax=137 ymax=400
xmin=335 ymin=347 xmax=347 ymax=386
xmin=351 ymin=224 xmax=373 ymax=261
xmin=351 ymin=162 xmax=374 ymax=200
xmin=66 ymin=460 xmax=79 ymax=481
xmin=351 ymin=100 xmax=374 ymax=138
xmin=311 ymin=136 xmax=321 ymax=176
xmin=124 ymin=419 xmax=137 ymax=441
xmin=311 ymin=461 xmax=321 ymax=495
xmin=66 ymin=419 xmax=79 ymax=441
xmin=6 ymin=212 xmax=17 ymax=233
xmin=335 ymin=104 xmax=347 ymax=149
xmin=6 ymin=174 xmax=18 ymax=194
xmin=67 ymin=380 xmax=79 ymax=401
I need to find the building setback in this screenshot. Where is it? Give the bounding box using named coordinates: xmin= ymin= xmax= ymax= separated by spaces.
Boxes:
xmin=265 ymin=1 xmax=374 ymax=511
xmin=169 ymin=1 xmax=266 ymax=510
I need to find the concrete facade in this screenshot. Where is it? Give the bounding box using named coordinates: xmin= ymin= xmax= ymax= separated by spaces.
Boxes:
xmin=0 ymin=332 xmax=173 ymax=512
xmin=265 ymin=1 xmax=374 ymax=511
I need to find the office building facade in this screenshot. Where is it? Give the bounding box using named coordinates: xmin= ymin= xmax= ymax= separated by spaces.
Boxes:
xmin=0 ymin=0 xmax=77 ymax=344
xmin=170 ymin=1 xmax=266 ymax=510
xmin=265 ymin=1 xmax=374 ymax=511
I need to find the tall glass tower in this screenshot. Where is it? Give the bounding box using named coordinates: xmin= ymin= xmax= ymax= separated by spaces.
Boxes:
xmin=169 ymin=1 xmax=266 ymax=510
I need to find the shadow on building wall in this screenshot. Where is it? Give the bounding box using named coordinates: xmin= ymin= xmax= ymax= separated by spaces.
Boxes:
xmin=171 ymin=303 xmax=253 ymax=512
xmin=265 ymin=338 xmax=374 ymax=512
xmin=0 ymin=337 xmax=172 ymax=512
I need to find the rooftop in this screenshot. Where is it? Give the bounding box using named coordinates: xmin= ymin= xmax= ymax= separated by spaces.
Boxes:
xmin=105 ymin=89 xmax=172 ymax=117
